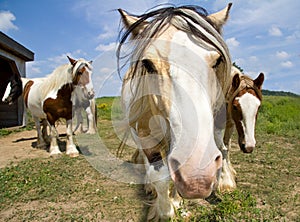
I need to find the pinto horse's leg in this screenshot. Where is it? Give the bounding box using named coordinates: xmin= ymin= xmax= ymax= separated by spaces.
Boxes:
xmin=66 ymin=119 xmax=79 ymax=157
xmin=41 ymin=119 xmax=50 ymax=145
xmin=33 ymin=116 xmax=47 ymax=149
xmin=218 ymin=119 xmax=237 ymax=192
xmin=49 ymin=125 xmax=61 ymax=156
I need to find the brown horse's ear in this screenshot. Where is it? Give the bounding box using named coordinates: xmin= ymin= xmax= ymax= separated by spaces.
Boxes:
xmin=232 ymin=73 xmax=240 ymax=90
xmin=118 ymin=9 xmax=149 ymax=37
xmin=67 ymin=56 xmax=77 ymax=66
xmin=208 ymin=3 xmax=232 ymax=33
xmin=254 ymin=73 xmax=264 ymax=90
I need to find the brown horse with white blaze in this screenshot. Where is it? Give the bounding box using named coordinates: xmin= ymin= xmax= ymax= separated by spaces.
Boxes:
xmin=218 ymin=66 xmax=264 ymax=191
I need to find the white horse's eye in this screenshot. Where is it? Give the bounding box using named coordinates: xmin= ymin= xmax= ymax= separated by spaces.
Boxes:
xmin=142 ymin=59 xmax=157 ymax=73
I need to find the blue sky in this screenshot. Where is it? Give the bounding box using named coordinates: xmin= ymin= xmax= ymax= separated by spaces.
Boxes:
xmin=1 ymin=0 xmax=299 ymax=96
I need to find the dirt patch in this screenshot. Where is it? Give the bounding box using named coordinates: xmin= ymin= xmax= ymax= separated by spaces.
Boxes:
xmin=0 ymin=124 xmax=67 ymax=168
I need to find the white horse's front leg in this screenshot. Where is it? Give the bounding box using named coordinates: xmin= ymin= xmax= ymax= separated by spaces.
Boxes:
xmin=131 ymin=132 xmax=175 ymax=220
xmin=66 ymin=119 xmax=79 ymax=157
xmin=49 ymin=124 xmax=61 ymax=156
xmin=146 ymin=163 xmax=175 ymax=221
xmin=218 ymin=120 xmax=236 ymax=192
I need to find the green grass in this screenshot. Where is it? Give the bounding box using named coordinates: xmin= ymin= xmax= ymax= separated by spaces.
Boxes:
xmin=257 ymin=96 xmax=300 ymax=139
xmin=96 ymin=96 xmax=123 ymax=121
xmin=0 ymin=95 xmax=299 ymax=221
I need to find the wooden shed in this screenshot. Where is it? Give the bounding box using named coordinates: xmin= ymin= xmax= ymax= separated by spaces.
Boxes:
xmin=0 ymin=31 xmax=34 ymax=128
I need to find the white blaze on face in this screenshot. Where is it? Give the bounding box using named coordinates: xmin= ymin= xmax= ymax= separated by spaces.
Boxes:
xmin=237 ymin=92 xmax=261 ymax=148
xmin=168 ymin=30 xmax=221 ymax=175
xmin=2 ymin=82 xmax=11 ymax=101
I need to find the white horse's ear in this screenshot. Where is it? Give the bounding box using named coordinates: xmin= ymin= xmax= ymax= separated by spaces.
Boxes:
xmin=67 ymin=56 xmax=77 ymax=66
xmin=208 ymin=3 xmax=232 ymax=32
xmin=89 ymin=60 xmax=93 ymax=64
xmin=118 ymin=9 xmax=149 ymax=36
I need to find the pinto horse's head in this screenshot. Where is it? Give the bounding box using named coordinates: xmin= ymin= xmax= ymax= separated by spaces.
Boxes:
xmin=2 ymin=74 xmax=23 ymax=105
xmin=119 ymin=4 xmax=232 ymax=199
xmin=230 ymin=67 xmax=264 ymax=153
xmin=68 ymin=56 xmax=94 ymax=99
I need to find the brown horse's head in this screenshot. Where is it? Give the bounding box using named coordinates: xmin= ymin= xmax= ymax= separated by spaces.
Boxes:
xmin=230 ymin=67 xmax=264 ymax=153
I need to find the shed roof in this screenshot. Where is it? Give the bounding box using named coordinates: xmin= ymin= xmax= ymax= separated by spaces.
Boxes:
xmin=0 ymin=31 xmax=34 ymax=61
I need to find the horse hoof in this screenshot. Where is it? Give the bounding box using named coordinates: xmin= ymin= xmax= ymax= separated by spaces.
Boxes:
xmin=68 ymin=152 xmax=79 ymax=158
xmin=50 ymin=152 xmax=62 ymax=159
xmin=50 ymin=148 xmax=62 ymax=157
xmin=218 ymin=184 xmax=236 ymax=193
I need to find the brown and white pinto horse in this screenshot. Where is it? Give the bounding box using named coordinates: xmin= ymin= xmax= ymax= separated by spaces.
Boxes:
xmin=218 ymin=66 xmax=264 ymax=191
xmin=118 ymin=4 xmax=232 ymax=220
xmin=23 ymin=56 xmax=93 ymax=157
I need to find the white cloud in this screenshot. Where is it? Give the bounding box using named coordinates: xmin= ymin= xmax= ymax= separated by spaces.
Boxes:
xmin=0 ymin=11 xmax=18 ymax=32
xmin=100 ymin=67 xmax=114 ymax=74
xmin=47 ymin=50 xmax=86 ymax=67
xmin=268 ymin=25 xmax=282 ymax=36
xmin=249 ymin=56 xmax=258 ymax=62
xmin=281 ymin=61 xmax=293 ymax=68
xmin=286 ymin=30 xmax=300 ymax=41
xmin=97 ymin=26 xmax=116 ymax=40
xmin=226 ymin=37 xmax=240 ymax=48
xmin=95 ymin=42 xmax=117 ymax=52
xmin=276 ymin=51 xmax=289 ymax=59
xmin=26 ymin=62 xmax=42 ymax=76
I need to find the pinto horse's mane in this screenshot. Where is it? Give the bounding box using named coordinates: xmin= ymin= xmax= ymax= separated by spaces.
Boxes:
xmin=117 ymin=5 xmax=231 ymax=115
xmin=39 ymin=59 xmax=90 ymax=99
xmin=39 ymin=64 xmax=72 ymax=99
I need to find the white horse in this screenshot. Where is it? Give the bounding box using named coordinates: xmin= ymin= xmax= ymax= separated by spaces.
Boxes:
xmin=118 ymin=4 xmax=232 ymax=220
xmin=22 ymin=56 xmax=93 ymax=157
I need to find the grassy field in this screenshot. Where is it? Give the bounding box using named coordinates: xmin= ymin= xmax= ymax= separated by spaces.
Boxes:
xmin=0 ymin=95 xmax=299 ymax=221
